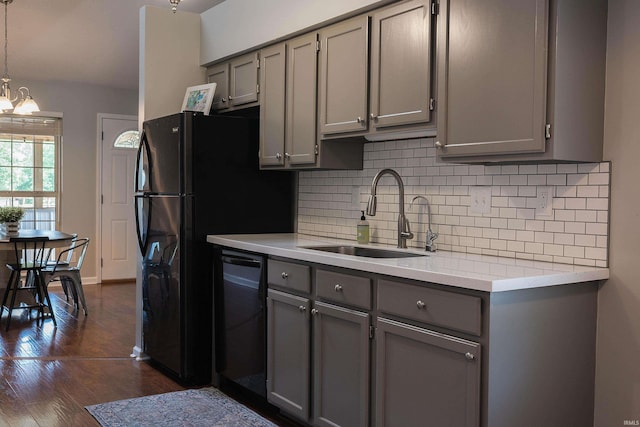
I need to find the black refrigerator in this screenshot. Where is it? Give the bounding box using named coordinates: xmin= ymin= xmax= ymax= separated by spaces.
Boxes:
xmin=134 ymin=112 xmax=294 ymax=385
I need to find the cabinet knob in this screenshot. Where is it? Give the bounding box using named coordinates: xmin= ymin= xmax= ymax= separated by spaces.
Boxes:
xmin=275 ymin=152 xmax=282 ymax=160
xmin=228 ymin=95 xmax=234 ymax=100
xmin=311 ymin=308 xmax=319 ymax=316
xmin=434 ymin=141 xmax=444 ymax=149
xmin=416 ymin=300 xmax=427 ymax=309
xmin=298 ymin=305 xmax=306 ymax=312
xmin=370 ymin=113 xmax=378 ymax=122
xmin=356 ymin=116 xmax=365 ymax=124
xmin=221 ymin=97 xmax=227 ymax=103
xmin=465 ymin=352 xmax=475 ymax=361
xmin=281 ymin=272 xmax=289 ymax=279
xmin=334 ymin=284 xmax=343 ymax=292
xmin=284 ymin=152 xmax=291 ymax=159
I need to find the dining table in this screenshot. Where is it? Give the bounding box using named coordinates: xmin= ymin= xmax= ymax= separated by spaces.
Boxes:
xmin=0 ymin=229 xmax=76 ymax=291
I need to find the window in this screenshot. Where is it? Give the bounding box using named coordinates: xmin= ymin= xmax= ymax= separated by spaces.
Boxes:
xmin=0 ymin=114 xmax=61 ymax=230
xmin=114 ymin=130 xmax=140 ymax=148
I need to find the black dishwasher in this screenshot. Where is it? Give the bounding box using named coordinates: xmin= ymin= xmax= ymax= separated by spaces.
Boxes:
xmin=214 ymin=248 xmax=267 ymax=398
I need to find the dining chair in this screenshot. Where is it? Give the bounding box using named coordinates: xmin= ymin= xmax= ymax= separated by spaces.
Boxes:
xmin=0 ymin=236 xmax=55 ymax=330
xmin=42 ymin=237 xmax=90 ymax=315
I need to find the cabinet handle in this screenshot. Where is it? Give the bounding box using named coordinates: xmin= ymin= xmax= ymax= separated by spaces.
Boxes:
xmin=416 ymin=300 xmax=427 ymax=309
xmin=434 ymin=141 xmax=444 ymax=149
xmin=299 ymin=305 xmax=306 ymax=312
xmin=334 ymin=284 xmax=343 ymax=292
xmin=311 ymin=308 xmax=319 ymax=316
xmin=281 ymin=272 xmax=288 ymax=279
xmin=465 ymin=352 xmax=475 ymax=361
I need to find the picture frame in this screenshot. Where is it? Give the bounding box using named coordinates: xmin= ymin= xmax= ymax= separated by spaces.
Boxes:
xmin=181 ymin=83 xmax=217 ymax=115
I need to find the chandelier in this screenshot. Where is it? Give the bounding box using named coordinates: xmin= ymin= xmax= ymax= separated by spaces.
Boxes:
xmin=169 ymin=0 xmax=181 ymax=13
xmin=0 ymin=0 xmax=39 ymax=115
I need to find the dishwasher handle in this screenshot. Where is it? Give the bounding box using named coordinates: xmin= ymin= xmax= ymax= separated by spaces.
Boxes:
xmin=221 ymin=255 xmax=262 ymax=268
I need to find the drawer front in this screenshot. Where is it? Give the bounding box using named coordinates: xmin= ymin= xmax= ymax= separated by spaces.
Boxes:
xmin=316 ymin=269 xmax=372 ymax=310
xmin=377 ymin=279 xmax=481 ymax=336
xmin=267 ymin=259 xmax=311 ymax=293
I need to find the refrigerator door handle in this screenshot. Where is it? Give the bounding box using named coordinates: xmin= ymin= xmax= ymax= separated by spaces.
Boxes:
xmin=135 ymin=130 xmax=151 ymax=193
xmin=134 ymin=195 xmax=149 ymax=254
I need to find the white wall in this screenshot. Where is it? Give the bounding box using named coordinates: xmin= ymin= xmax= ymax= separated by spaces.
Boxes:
xmin=19 ymin=78 xmax=138 ymax=281
xmin=200 ymin=0 xmax=391 ymax=64
xmin=140 ymin=6 xmax=205 ymax=124
xmin=595 ymin=0 xmax=640 ymax=424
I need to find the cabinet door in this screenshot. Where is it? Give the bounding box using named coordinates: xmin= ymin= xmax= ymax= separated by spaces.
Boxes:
xmin=266 ymin=289 xmax=310 ymax=422
xmin=260 ymin=43 xmax=286 ymax=167
xmin=318 ymin=15 xmax=369 ymax=136
xmin=286 ymin=32 xmax=318 ymax=165
xmin=436 ymin=0 xmax=548 ymax=157
xmin=229 ymin=51 xmax=259 ymax=108
xmin=370 ymin=0 xmax=432 ymax=130
xmin=312 ymin=301 xmax=370 ymax=427
xmin=375 ymin=317 xmax=480 ymax=427
xmin=207 ymin=63 xmax=229 ymax=111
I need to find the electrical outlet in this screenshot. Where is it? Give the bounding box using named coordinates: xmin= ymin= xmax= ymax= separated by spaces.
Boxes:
xmin=536 ymin=186 xmax=554 ymax=217
xmin=469 ymin=186 xmax=492 ymax=214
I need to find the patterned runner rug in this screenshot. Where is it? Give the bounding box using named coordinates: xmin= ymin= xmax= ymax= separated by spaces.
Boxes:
xmin=85 ymin=387 xmax=277 ymax=427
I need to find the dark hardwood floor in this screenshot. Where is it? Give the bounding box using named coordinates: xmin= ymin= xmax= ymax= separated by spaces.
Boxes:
xmin=0 ymin=283 xmax=185 ymax=426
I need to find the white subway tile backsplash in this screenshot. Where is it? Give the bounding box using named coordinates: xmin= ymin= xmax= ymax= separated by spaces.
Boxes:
xmin=297 ymin=139 xmax=610 ymax=266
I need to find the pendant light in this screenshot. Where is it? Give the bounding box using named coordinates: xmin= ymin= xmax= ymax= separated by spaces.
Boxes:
xmin=169 ymin=0 xmax=181 ymax=13
xmin=0 ymin=0 xmax=39 ymax=115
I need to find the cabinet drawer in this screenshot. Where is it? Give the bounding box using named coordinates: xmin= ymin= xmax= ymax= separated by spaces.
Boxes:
xmin=267 ymin=259 xmax=311 ymax=293
xmin=377 ymin=279 xmax=481 ymax=336
xmin=316 ymin=269 xmax=371 ymax=310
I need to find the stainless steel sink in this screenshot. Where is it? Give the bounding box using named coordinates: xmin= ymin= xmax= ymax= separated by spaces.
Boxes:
xmin=301 ymin=245 xmax=426 ymax=259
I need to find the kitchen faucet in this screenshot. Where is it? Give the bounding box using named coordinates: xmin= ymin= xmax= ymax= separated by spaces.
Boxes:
xmin=366 ymin=168 xmax=413 ymax=248
xmin=410 ymin=195 xmax=439 ymax=252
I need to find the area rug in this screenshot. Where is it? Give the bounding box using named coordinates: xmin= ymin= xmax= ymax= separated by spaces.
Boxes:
xmin=85 ymin=387 xmax=277 ymax=427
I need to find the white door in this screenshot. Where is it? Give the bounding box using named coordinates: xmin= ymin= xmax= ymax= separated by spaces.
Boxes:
xmin=100 ymin=115 xmax=138 ymax=281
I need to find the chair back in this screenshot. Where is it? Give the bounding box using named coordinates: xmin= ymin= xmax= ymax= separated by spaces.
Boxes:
xmin=52 ymin=237 xmax=90 ymax=272
xmin=9 ymin=236 xmax=50 ymax=269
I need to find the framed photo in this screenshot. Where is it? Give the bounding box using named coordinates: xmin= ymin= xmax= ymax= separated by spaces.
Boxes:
xmin=181 ymin=83 xmax=217 ymax=115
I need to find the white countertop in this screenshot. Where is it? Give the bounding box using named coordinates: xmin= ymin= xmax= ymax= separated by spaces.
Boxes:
xmin=207 ymin=233 xmax=609 ymax=292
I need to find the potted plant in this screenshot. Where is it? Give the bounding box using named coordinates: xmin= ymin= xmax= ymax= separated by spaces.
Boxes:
xmin=0 ymin=206 xmax=26 ymax=234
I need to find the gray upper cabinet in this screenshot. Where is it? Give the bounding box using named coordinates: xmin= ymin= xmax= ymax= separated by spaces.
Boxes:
xmin=229 ymin=51 xmax=260 ymax=108
xmin=436 ymin=0 xmax=607 ymax=162
xmin=207 ymin=63 xmax=229 ymax=112
xmin=318 ymin=15 xmax=369 ymax=136
xmin=375 ymin=317 xmax=481 ymax=427
xmin=259 ymin=43 xmax=287 ymax=167
xmin=259 ymin=32 xmax=364 ymax=170
xmin=286 ymin=33 xmax=319 ymax=166
xmin=369 ymin=0 xmax=433 ymax=132
xmin=207 ymin=51 xmax=259 ymax=113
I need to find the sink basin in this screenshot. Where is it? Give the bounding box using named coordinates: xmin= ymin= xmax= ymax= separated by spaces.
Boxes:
xmin=302 ymin=245 xmax=426 ymax=259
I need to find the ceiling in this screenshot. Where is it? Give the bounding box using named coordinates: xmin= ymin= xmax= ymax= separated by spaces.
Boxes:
xmin=3 ymin=0 xmax=224 ymax=90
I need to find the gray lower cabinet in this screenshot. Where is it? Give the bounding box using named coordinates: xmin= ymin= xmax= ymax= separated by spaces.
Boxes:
xmin=312 ymin=301 xmax=369 ymax=427
xmin=374 ymin=317 xmax=480 ymax=427
xmin=266 ymin=289 xmax=310 ymax=420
